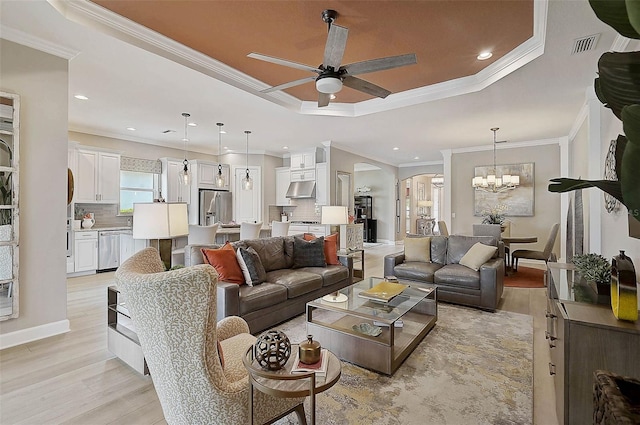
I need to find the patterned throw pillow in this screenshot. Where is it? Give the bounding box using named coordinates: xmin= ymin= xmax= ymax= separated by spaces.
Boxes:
xmin=201 ymin=243 xmax=245 ymax=284
xmin=293 ymin=236 xmax=327 ymax=268
xmin=303 ymin=233 xmax=341 ymax=265
xmin=236 ymin=246 xmax=267 ymax=286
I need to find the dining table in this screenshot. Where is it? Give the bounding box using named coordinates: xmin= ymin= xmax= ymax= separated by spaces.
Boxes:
xmin=501 ymin=235 xmax=538 ymax=272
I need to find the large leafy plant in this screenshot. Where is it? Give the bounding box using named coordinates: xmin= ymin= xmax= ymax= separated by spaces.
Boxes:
xmin=548 ymin=0 xmax=640 ymax=222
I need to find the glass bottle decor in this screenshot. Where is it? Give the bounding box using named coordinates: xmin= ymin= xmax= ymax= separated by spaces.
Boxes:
xmin=611 ymin=250 xmax=638 ymax=322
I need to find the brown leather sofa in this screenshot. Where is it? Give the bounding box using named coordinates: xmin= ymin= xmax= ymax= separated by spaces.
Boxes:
xmin=384 ymin=235 xmax=504 ymax=311
xmin=185 ymin=235 xmax=353 ymax=333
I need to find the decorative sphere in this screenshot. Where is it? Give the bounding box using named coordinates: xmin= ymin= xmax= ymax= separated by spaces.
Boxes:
xmin=254 ymin=330 xmax=291 ymax=371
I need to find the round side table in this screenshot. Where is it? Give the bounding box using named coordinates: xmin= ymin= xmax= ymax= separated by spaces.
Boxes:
xmin=243 ymin=344 xmax=341 ymax=425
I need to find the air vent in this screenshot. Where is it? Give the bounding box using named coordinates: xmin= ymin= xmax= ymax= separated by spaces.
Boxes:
xmin=571 ymin=34 xmax=600 ymax=55
xmin=162 ymin=129 xmax=176 ymax=134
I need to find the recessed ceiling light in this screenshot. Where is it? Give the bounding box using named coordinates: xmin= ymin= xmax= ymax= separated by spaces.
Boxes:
xmin=393 ymin=147 xmax=399 ymax=151
xmin=477 ymin=51 xmax=493 ymax=60
xmin=220 ymin=130 xmax=227 ymax=134
xmin=329 ymin=94 xmax=336 ymax=100
xmin=188 ymin=122 xmax=197 ymax=127
xmin=283 ymin=146 xmax=289 ymax=150
xmin=414 ymin=156 xmax=419 ymax=160
xmin=126 ymin=127 xmax=136 ymax=131
xmin=224 ymin=146 xmax=229 ymax=150
xmin=74 ymin=94 xmax=89 ymax=100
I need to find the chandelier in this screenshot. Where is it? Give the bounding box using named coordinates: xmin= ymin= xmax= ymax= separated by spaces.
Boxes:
xmin=431 ymin=175 xmax=444 ymax=188
xmin=472 ymin=127 xmax=519 ymax=193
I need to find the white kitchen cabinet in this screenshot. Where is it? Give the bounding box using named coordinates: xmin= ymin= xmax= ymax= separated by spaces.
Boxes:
xmin=74 ymin=230 xmax=98 ymax=272
xmin=161 ymin=158 xmax=191 ymax=204
xmin=275 ymin=167 xmax=292 ymax=206
xmin=75 ymin=149 xmax=121 ymax=203
xmin=290 ymin=170 xmax=316 ymax=182
xmin=315 ymin=162 xmax=328 ymax=206
xmin=120 ymin=231 xmax=148 ymax=264
xmin=290 ymin=151 xmax=316 ymax=171
xmin=287 ymin=224 xmax=330 ymax=237
xmin=234 ymin=166 xmax=261 ymax=223
xmin=195 ymin=160 xmax=230 ymax=190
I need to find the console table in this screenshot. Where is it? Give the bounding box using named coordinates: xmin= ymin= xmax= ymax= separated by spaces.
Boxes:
xmin=546 ymin=263 xmax=640 ymax=424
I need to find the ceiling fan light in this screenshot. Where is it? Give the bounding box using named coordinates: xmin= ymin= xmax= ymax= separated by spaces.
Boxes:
xmin=316 ymin=76 xmax=343 ymax=94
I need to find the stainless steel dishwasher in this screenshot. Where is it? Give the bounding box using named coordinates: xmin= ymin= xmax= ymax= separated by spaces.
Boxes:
xmin=98 ymin=230 xmax=121 ymax=271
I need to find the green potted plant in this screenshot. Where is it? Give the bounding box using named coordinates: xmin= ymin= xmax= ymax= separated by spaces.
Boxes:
xmin=481 ymin=204 xmax=507 ymax=226
xmin=573 ymin=253 xmax=612 ymax=295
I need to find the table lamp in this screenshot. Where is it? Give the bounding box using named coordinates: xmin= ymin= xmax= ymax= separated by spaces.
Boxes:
xmin=417 ymin=200 xmax=433 ymax=218
xmin=321 ymin=206 xmax=349 ymax=303
xmin=133 ymin=202 xmax=188 ymax=270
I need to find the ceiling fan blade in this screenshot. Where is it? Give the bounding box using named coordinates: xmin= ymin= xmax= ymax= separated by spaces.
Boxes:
xmin=260 ymin=76 xmax=317 ymax=93
xmin=248 ymin=53 xmax=320 ymax=74
xmin=341 ymin=53 xmax=417 ymax=76
xmin=318 ymin=92 xmax=331 ymax=107
xmin=323 ymin=24 xmax=348 ymax=70
xmin=342 ymin=76 xmax=391 ymax=98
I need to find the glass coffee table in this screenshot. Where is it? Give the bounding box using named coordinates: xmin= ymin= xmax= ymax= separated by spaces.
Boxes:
xmin=306 ymin=277 xmax=437 ymax=375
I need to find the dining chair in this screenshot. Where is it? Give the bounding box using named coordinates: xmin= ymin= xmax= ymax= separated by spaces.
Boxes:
xmin=472 ymin=224 xmax=502 ymax=240
xmin=240 ymin=221 xmax=263 ymax=240
xmin=512 ymin=222 xmax=560 ymax=271
xmin=188 ymin=223 xmax=220 ymax=245
xmin=437 ymin=220 xmax=449 ymax=236
xmin=271 ymin=221 xmax=290 ymax=237
xmin=501 ymin=220 xmax=512 ymax=267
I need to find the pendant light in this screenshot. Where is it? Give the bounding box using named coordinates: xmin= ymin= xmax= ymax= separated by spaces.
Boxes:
xmin=178 ymin=112 xmax=192 ymax=186
xmin=471 ymin=127 xmax=519 ymax=193
xmin=242 ymin=130 xmax=253 ymax=190
xmin=215 ymin=122 xmax=225 ymax=188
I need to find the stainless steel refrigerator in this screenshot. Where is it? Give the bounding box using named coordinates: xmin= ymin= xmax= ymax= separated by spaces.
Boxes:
xmin=199 ymin=189 xmax=233 ymax=225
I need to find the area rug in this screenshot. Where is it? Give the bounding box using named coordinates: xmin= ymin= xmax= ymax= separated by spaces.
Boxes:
xmin=505 ymin=266 xmax=545 ymax=288
xmin=272 ymin=303 xmax=533 ymax=425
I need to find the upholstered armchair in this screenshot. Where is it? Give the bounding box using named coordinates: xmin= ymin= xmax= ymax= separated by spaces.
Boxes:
xmin=114 ymin=247 xmax=304 ymax=424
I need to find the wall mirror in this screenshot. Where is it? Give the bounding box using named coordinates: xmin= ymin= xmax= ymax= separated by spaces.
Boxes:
xmin=0 ymin=92 xmax=19 ymax=320
xmin=335 ymin=171 xmax=352 ymax=212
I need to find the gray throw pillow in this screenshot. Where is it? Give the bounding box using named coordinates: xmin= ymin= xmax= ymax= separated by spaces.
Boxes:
xmin=236 ymin=247 xmax=267 ymax=286
xmin=293 ymin=236 xmax=327 ymax=268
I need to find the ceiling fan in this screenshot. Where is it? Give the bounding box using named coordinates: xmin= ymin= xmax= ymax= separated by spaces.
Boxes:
xmin=248 ymin=9 xmax=417 ymax=107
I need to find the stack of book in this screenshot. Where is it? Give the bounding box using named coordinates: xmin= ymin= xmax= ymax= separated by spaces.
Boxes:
xmin=291 ymin=349 xmax=329 ymax=377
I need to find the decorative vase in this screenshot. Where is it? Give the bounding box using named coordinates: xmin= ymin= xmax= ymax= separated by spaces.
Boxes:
xmin=298 ymin=335 xmax=321 ymax=364
xmin=610 ymin=250 xmax=638 ymax=322
xmin=254 ymin=330 xmax=291 ymax=371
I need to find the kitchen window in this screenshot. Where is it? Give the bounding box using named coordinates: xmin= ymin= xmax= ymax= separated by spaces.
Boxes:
xmin=119 ymin=170 xmax=157 ymax=214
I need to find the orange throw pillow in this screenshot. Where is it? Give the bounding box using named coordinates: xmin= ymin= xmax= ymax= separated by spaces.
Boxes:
xmin=201 ymin=243 xmax=245 ymax=284
xmin=303 ymin=233 xmax=341 ymax=265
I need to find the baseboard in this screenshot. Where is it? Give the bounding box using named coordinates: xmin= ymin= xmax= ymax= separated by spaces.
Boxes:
xmin=0 ymin=319 xmax=70 ymax=349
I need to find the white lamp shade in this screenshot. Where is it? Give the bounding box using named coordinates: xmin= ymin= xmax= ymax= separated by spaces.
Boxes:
xmin=321 ymin=206 xmax=349 ymax=225
xmin=133 ymin=203 xmax=189 ymax=239
xmin=418 ymin=200 xmax=433 ymax=207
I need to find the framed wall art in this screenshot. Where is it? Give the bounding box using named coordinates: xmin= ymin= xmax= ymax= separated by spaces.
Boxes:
xmin=473 ymin=162 xmax=535 ymax=216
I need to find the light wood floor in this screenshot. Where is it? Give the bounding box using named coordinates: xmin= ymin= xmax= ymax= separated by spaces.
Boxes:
xmin=0 ymin=245 xmax=558 ymax=425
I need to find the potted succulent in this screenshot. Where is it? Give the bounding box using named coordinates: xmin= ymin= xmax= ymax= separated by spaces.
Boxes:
xmin=481 ymin=204 xmax=508 ymax=227
xmin=573 ymin=253 xmax=612 ymax=295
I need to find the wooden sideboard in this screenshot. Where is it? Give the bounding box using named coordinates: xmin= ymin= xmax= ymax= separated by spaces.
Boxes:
xmin=546 ymin=263 xmax=640 ymax=424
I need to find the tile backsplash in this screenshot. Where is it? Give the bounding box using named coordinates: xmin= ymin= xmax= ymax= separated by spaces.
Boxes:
xmin=75 ymin=203 xmax=130 ymax=228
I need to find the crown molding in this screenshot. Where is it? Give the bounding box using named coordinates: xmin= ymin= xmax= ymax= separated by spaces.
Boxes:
xmin=451 ymin=137 xmax=560 ymax=154
xmin=398 ymin=160 xmax=444 ymax=168
xmin=0 ymin=24 xmax=80 ymax=60
xmin=49 ymin=0 xmax=548 ymax=118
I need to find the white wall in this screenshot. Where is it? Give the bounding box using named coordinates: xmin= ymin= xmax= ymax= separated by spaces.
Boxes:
xmin=0 ymin=40 xmax=69 ymax=342
xmin=451 ymin=143 xmax=561 ymax=255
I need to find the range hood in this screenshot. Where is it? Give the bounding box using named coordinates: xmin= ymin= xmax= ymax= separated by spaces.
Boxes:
xmin=286 ymin=180 xmax=316 ymax=199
